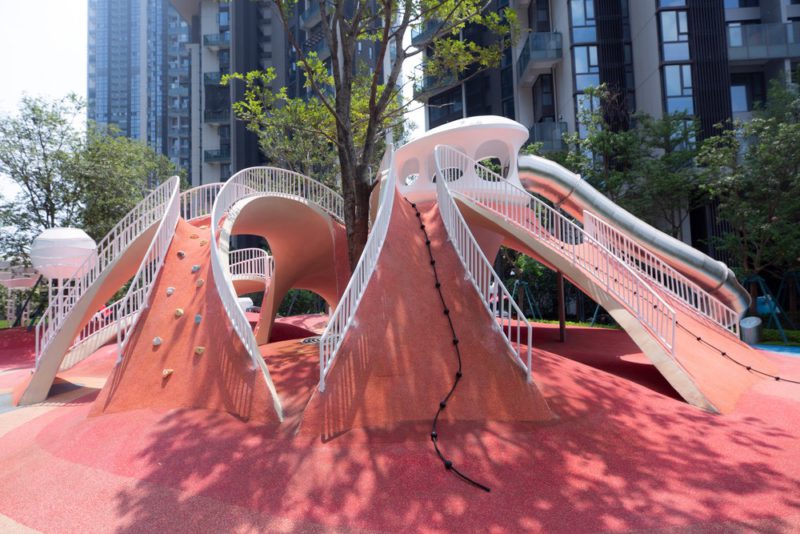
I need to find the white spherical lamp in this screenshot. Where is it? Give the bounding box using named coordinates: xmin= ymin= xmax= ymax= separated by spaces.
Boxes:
xmin=30 ymin=228 xmax=97 ymax=280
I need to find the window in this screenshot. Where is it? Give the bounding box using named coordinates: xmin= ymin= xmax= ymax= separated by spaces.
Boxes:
xmin=573 ymin=45 xmax=599 ymax=90
xmin=570 ymin=0 xmax=597 ymax=43
xmin=660 ymin=10 xmax=689 ymax=61
xmin=659 ymin=0 xmax=686 ymax=6
xmin=218 ymin=10 xmax=230 ymax=29
xmin=664 ymin=64 xmax=693 ymax=113
xmin=730 ymin=72 xmax=765 ymax=112
xmin=725 ymin=0 xmax=759 ymax=7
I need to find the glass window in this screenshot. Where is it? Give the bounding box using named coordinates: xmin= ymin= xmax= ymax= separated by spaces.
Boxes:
xmin=573 ymin=46 xmax=599 ymax=90
xmin=725 ymin=0 xmax=759 ymax=7
xmin=659 ymin=0 xmax=686 ymax=6
xmin=570 ymin=0 xmax=597 ymax=43
xmin=664 ymin=64 xmax=693 ymax=114
xmin=660 ymin=10 xmax=690 ymax=61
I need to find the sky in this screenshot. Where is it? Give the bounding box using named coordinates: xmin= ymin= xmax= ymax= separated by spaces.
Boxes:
xmin=0 ymin=0 xmax=87 ymax=197
xmin=0 ymin=0 xmax=87 ymax=113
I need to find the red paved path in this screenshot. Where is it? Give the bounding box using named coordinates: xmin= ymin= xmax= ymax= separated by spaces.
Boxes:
xmin=0 ymin=319 xmax=799 ymax=532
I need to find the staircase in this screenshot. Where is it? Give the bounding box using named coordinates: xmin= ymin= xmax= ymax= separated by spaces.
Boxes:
xmin=35 ymin=177 xmax=180 ymax=368
xmin=433 ymin=145 xmax=677 ymax=359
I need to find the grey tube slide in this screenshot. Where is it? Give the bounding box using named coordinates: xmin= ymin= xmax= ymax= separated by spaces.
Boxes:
xmin=518 ymin=154 xmax=750 ymax=316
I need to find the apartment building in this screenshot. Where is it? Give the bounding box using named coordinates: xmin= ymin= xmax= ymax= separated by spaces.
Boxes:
xmin=88 ymin=0 xmax=193 ymax=179
xmin=416 ymin=0 xmax=800 ymax=252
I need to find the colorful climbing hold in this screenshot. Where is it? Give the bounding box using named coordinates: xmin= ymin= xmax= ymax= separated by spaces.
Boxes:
xmin=194 ymin=346 xmax=205 ymax=355
xmin=166 ymin=287 xmax=175 ymax=297
xmin=196 ymin=278 xmax=205 ymax=288
xmin=191 ymin=264 xmax=200 ymax=273
xmin=162 ymin=368 xmax=173 ymax=378
xmin=199 ymin=240 xmax=208 ymax=247
xmin=153 ymin=337 xmax=162 ymax=346
xmin=190 ymin=234 xmax=199 ymax=239
xmin=194 ymin=314 xmax=202 ymax=324
xmin=177 ymin=250 xmax=186 ymax=259
xmin=174 ymin=308 xmax=184 ymax=318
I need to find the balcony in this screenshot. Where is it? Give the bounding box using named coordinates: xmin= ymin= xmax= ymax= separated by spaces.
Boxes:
xmin=517 ymin=32 xmax=562 ymax=87
xmin=727 ymin=21 xmax=800 ymax=63
xmin=168 ymin=85 xmax=189 ymax=97
xmin=168 ymin=126 xmax=190 ymax=138
xmin=203 ymin=72 xmax=222 ymax=85
xmin=300 ymin=2 xmax=320 ymax=28
xmin=528 ymin=121 xmax=568 ymax=153
xmin=203 ymin=32 xmax=230 ymax=50
xmin=204 ymin=147 xmax=231 ymax=164
xmin=412 ymin=66 xmax=456 ymax=100
xmin=303 ymin=37 xmax=330 ymax=59
xmin=203 ymin=109 xmax=229 ymax=124
xmin=411 ymin=20 xmax=443 ymax=46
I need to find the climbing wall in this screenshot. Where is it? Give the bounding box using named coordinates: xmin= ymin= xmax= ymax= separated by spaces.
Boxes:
xmin=92 ymin=218 xmax=280 ymax=423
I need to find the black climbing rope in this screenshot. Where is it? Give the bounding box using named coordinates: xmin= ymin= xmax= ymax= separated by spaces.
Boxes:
xmin=404 ymin=198 xmax=491 ymax=493
xmin=675 ymin=321 xmax=800 ymax=385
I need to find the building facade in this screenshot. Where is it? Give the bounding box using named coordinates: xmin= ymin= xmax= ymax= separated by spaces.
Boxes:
xmin=417 ymin=0 xmax=800 ymax=253
xmin=88 ymin=0 xmax=193 ymax=178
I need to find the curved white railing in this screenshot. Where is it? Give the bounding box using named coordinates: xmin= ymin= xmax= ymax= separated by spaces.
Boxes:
xmin=210 ymin=167 xmax=345 ymax=419
xmin=116 ymin=177 xmax=181 ymax=361
xmin=59 ymin=287 xmax=146 ymax=371
xmin=433 ymin=151 xmax=533 ymax=381
xmin=36 ymin=177 xmax=180 ymax=367
xmin=229 ymin=248 xmax=273 ymax=281
xmin=318 ymin=146 xmax=395 ymax=391
xmin=583 ymin=211 xmax=739 ymax=336
xmin=435 ymin=145 xmax=677 ymax=357
xmin=181 ymin=183 xmax=223 ymax=221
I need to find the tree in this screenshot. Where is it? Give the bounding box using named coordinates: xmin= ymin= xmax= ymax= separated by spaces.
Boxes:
xmin=563 ymin=86 xmax=642 ymax=206
xmin=698 ymin=80 xmax=800 ymax=279
xmin=235 ymin=0 xmax=516 ymax=269
xmin=627 ymin=112 xmax=703 ymax=240
xmin=0 ymin=95 xmax=183 ymax=263
xmin=0 ymin=94 xmax=85 ymax=263
xmin=72 ymin=126 xmax=182 ymax=241
xmin=561 ymin=85 xmax=707 ymax=240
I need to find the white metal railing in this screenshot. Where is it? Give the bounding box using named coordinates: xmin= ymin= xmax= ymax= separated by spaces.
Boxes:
xmin=435 ymin=145 xmax=677 ymax=357
xmin=318 ymin=146 xmax=395 ymax=392
xmin=434 ymin=151 xmax=533 ymax=382
xmin=210 ymin=167 xmax=345 ymax=418
xmin=583 ymin=211 xmax=739 ymax=336
xmin=35 ymin=177 xmax=180 ymax=367
xmin=60 ymin=287 xmax=146 ymax=371
xmin=229 ymin=248 xmax=273 ymax=281
xmin=180 ymin=183 xmax=223 ymax=221
xmin=116 ymin=177 xmax=181 ymax=361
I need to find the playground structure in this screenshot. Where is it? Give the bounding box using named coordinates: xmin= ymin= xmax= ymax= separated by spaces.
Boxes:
xmin=4 ymin=116 xmax=777 ymax=427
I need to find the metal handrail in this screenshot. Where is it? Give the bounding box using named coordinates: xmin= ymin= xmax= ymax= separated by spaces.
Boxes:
xmin=318 ymin=146 xmax=395 ymax=392
xmin=35 ymin=177 xmax=179 ymax=367
xmin=433 ymin=150 xmax=533 ymax=381
xmin=210 ymin=166 xmax=345 ymax=418
xmin=180 ymin=183 xmax=223 ymax=221
xmin=116 ymin=177 xmax=181 ymax=361
xmin=229 ymin=248 xmax=273 ymax=280
xmin=583 ymin=211 xmax=739 ymax=336
xmin=60 ymin=287 xmax=146 ymax=371
xmin=435 ymin=145 xmax=677 ymax=356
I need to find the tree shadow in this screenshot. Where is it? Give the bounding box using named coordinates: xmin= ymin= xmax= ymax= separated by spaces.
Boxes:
xmin=104 ymin=340 xmax=800 ymax=533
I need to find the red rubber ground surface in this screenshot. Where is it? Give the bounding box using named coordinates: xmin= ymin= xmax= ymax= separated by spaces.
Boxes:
xmin=0 ymin=321 xmax=799 ymax=532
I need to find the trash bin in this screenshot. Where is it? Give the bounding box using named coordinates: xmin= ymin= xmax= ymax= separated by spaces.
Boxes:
xmin=740 ymin=316 xmax=762 ymax=345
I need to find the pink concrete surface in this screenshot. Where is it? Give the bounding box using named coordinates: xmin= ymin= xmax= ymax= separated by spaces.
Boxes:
xmin=0 ymin=323 xmax=798 ymax=532
xmin=91 ymin=218 xmax=280 ymax=424
xmin=299 ymin=195 xmax=554 ymax=439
